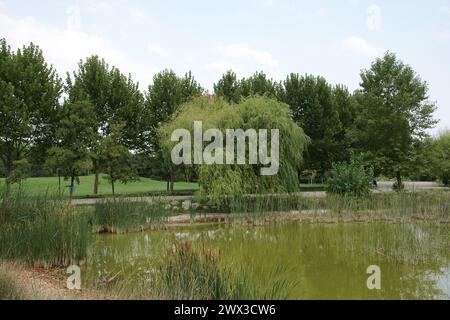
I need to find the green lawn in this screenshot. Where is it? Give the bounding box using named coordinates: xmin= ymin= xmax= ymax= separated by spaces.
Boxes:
xmin=0 ymin=175 xmax=199 ymax=198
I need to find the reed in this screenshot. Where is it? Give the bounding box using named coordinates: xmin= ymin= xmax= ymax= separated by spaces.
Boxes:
xmin=91 ymin=198 xmax=169 ymax=233
xmin=157 ymin=241 xmax=296 ymax=300
xmin=220 ymin=191 xmax=450 ymax=221
xmin=0 ymin=191 xmax=91 ymax=267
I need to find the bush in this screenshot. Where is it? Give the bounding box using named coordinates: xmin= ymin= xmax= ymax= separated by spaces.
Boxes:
xmin=326 ymin=159 xmax=374 ymax=197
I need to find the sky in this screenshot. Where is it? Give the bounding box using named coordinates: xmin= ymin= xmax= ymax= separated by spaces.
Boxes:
xmin=1 ymin=0 xmax=449 ymax=134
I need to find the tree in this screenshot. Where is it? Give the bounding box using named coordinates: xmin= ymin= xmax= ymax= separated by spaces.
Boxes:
xmin=143 ymin=69 xmax=203 ymax=192
xmin=159 ymin=96 xmax=309 ymax=207
xmin=431 ymin=132 xmax=450 ymax=186
xmin=0 ymin=39 xmax=62 ymax=194
xmin=99 ymin=123 xmax=137 ymax=197
xmin=332 ymin=85 xmax=357 ymax=162
xmin=214 ymin=71 xmax=278 ymax=103
xmin=66 ymin=56 xmax=143 ymax=195
xmin=214 ymin=70 xmax=241 ymax=103
xmin=45 ymin=101 xmax=96 ymax=198
xmin=240 ymin=71 xmax=278 ymax=98
xmin=354 ymin=52 xmax=437 ymax=189
xmin=278 ymin=74 xmax=342 ymax=176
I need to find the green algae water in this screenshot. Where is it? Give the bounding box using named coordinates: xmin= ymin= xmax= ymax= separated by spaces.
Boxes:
xmin=84 ymin=222 xmax=450 ymax=299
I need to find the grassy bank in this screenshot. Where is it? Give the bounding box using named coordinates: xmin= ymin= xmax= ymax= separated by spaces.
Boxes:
xmin=0 ymin=175 xmax=199 ymax=198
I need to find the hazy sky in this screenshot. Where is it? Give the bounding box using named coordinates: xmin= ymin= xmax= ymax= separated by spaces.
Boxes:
xmin=1 ymin=0 xmax=449 ymax=133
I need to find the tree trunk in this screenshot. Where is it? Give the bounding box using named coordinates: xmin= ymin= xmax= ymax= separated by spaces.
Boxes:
xmin=93 ymin=161 xmax=100 ymax=195
xmin=111 ymin=169 xmax=116 ymax=200
xmin=111 ymin=180 xmax=115 ymax=199
xmin=169 ymin=171 xmax=174 ymax=193
xmin=396 ymin=170 xmax=403 ymax=191
xmin=167 ymin=172 xmax=170 ymax=192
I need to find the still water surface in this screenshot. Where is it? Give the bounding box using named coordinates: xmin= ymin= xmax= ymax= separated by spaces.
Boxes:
xmin=85 ymin=222 xmax=450 ymax=299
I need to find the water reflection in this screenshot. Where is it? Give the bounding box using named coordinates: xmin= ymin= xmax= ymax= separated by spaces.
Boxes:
xmin=84 ymin=222 xmax=450 ymax=299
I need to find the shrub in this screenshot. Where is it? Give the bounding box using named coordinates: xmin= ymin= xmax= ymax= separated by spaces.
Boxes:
xmin=326 ymin=158 xmax=374 ymax=196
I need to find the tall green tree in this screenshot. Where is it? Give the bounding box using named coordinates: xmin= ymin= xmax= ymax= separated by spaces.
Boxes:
xmin=354 ymin=52 xmax=437 ymax=188
xmin=66 ymin=56 xmax=143 ymax=195
xmin=332 ymin=85 xmax=357 ymax=162
xmin=278 ymin=74 xmax=342 ymax=176
xmin=143 ymin=69 xmax=203 ymax=191
xmin=214 ymin=70 xmax=241 ymax=103
xmin=45 ymin=101 xmax=96 ymax=198
xmin=431 ymin=132 xmax=450 ymax=186
xmin=214 ymin=71 xmax=278 ymax=103
xmin=240 ymin=71 xmax=277 ymax=98
xmin=0 ymin=39 xmax=62 ymax=194
xmin=99 ymin=123 xmax=137 ymax=197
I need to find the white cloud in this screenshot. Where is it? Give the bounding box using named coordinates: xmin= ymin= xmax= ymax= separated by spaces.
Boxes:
xmin=147 ymin=43 xmax=168 ymax=58
xmin=215 ymin=43 xmax=279 ymax=69
xmin=342 ymin=36 xmax=384 ymax=58
xmin=205 ymin=61 xmax=239 ymax=73
xmin=366 ymin=5 xmax=382 ymax=31
xmin=0 ymin=9 xmax=157 ymax=88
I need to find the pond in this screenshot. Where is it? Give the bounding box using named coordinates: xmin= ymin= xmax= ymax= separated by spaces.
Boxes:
xmin=84 ymin=222 xmax=450 ymax=299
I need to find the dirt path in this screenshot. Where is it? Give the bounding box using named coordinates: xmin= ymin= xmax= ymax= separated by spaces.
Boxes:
xmin=1 ymin=262 xmax=106 ymax=300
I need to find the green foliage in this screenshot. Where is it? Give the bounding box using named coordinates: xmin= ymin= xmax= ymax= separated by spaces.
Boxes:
xmin=99 ymin=124 xmax=138 ymax=195
xmin=92 ymin=198 xmax=168 ymax=233
xmin=45 ymin=101 xmax=96 ymax=196
xmin=431 ymin=132 xmax=450 ymax=186
xmin=240 ymin=71 xmax=278 ymax=98
xmin=214 ymin=70 xmax=278 ymax=104
xmin=143 ymin=69 xmax=203 ymax=188
xmin=278 ymin=74 xmax=343 ymax=175
xmin=66 ymin=56 xmax=143 ymax=194
xmin=327 ymin=158 xmax=374 ymax=196
xmin=354 ymin=52 xmax=437 ymax=186
xmin=159 ymin=242 xmax=293 ymax=300
xmin=160 ymin=96 xmax=309 ymax=207
xmin=214 ymin=70 xmax=241 ymax=103
xmin=0 ymin=192 xmax=91 ymax=267
xmin=0 ymin=39 xmax=62 ymax=190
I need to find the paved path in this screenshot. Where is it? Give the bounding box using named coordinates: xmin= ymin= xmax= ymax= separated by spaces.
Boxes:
xmin=376 ymin=181 xmax=447 ymax=191
xmin=71 ymin=181 xmax=447 ymax=205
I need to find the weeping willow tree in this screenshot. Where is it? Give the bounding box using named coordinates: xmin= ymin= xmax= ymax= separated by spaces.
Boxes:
xmin=159 ymin=95 xmax=309 ymax=207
